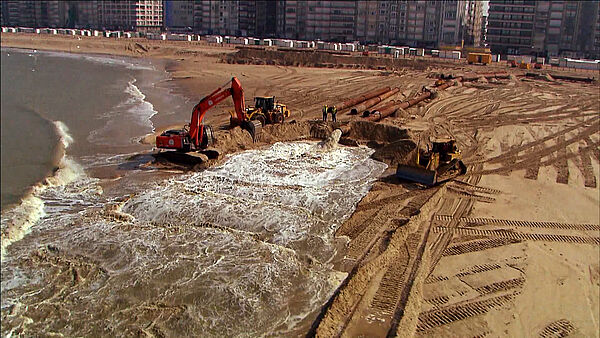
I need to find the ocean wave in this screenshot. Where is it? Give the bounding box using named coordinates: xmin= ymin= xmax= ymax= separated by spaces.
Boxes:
xmin=126 ymin=79 xmax=157 ymax=133
xmin=4 ymin=48 xmax=155 ymax=71
xmin=87 ymin=79 xmax=157 ymax=146
xmin=1 ymin=121 xmax=96 ymax=261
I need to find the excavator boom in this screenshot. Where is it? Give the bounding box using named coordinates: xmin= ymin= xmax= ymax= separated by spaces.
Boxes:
xmin=156 ymin=77 xmax=256 ymax=152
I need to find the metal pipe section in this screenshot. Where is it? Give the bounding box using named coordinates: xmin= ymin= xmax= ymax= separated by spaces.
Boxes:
xmin=459 ymin=73 xmax=509 ymax=82
xmin=349 ymin=87 xmax=401 ymax=114
xmin=337 ymin=86 xmax=392 ymax=110
xmin=364 ymin=78 xmax=461 ymax=122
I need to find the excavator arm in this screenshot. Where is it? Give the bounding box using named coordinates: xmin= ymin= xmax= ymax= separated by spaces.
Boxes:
xmin=156 ymin=76 xmax=260 ymax=152
xmin=189 ymin=77 xmax=245 ymax=147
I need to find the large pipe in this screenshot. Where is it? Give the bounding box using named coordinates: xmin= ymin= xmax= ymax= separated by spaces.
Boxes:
xmin=364 ymin=79 xmax=460 ymax=122
xmin=459 ymin=73 xmax=509 ymax=82
xmin=337 ymin=86 xmax=391 ymax=110
xmin=349 ymin=87 xmax=401 ymax=114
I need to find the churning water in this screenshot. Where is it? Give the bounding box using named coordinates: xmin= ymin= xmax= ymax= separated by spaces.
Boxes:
xmin=1 ymin=48 xmax=386 ymax=336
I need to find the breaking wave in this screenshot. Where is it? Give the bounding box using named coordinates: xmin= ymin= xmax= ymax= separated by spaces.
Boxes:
xmin=87 ymin=78 xmax=157 ymax=146
xmin=7 ymin=48 xmax=155 ymax=71
xmin=1 ymin=121 xmax=97 ymax=261
xmin=1 ymin=141 xmax=386 ymax=336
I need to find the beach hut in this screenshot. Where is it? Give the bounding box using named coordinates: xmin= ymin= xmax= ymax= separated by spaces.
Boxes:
xmin=564 ymin=58 xmax=600 ymax=70
xmin=230 ymin=37 xmax=249 ymax=45
xmin=205 ymin=35 xmax=223 ymax=43
xmin=19 ymin=27 xmax=35 ymax=33
xmin=340 ymin=43 xmax=356 ymax=52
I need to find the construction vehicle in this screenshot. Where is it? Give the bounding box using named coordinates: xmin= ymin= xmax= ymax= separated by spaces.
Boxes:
xmin=156 ymin=77 xmax=261 ymax=152
xmin=239 ymin=96 xmax=290 ymax=127
xmin=519 ymin=62 xmax=532 ymax=70
xmin=467 ymin=53 xmax=492 ymax=65
xmin=396 ymin=138 xmax=467 ymax=186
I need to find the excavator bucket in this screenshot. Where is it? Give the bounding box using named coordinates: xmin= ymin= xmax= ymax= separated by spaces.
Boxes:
xmin=396 ymin=164 xmax=437 ymax=186
xmin=241 ymin=120 xmax=262 ymax=142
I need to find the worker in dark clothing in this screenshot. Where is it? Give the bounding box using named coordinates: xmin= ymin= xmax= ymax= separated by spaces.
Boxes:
xmin=328 ymin=106 xmax=337 ymax=122
xmin=322 ymin=105 xmax=328 ymax=121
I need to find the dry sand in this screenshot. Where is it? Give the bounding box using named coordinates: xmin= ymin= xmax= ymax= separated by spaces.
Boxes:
xmin=2 ymin=33 xmax=598 ymax=337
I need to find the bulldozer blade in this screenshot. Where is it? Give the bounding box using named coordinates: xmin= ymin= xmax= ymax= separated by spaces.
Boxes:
xmin=396 ymin=164 xmax=437 ymax=186
xmin=458 ymin=160 xmax=467 ymax=175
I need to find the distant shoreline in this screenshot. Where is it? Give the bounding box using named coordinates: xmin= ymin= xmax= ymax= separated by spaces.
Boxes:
xmin=0 ymin=33 xmax=237 ymax=120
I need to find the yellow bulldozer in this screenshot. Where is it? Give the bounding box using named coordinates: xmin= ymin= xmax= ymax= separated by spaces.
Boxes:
xmin=242 ymin=96 xmax=291 ymax=126
xmin=396 ymin=138 xmax=467 ymax=185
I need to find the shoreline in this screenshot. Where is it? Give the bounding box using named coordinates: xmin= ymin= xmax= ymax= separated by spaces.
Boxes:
xmin=0 ymin=33 xmax=236 ymax=121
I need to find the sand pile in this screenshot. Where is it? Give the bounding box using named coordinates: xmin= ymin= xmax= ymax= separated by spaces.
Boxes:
xmin=221 ymin=47 xmax=462 ymax=71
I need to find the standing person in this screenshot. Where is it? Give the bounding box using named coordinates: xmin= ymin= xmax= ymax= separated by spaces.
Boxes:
xmin=322 ymin=105 xmax=328 ymax=121
xmin=331 ymin=106 xmax=337 ymax=122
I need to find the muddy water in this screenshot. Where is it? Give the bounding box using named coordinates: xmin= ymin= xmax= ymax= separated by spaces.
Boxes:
xmin=2 ymin=142 xmax=386 ymax=336
xmin=1 ymin=49 xmax=387 ymax=336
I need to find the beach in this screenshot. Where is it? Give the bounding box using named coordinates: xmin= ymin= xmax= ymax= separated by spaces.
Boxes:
xmin=1 ymin=32 xmax=598 ymax=337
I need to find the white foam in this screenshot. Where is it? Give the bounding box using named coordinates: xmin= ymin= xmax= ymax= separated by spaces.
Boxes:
xmin=0 ymin=193 xmax=45 ymax=260
xmin=1 ymin=121 xmax=98 ymax=261
xmin=87 ymin=79 xmax=157 ymax=146
xmin=15 ymin=48 xmax=155 ymax=71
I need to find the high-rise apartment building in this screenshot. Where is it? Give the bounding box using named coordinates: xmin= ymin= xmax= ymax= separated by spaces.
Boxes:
xmin=487 ymin=0 xmax=536 ymax=55
xmin=67 ymin=1 xmax=100 ymax=29
xmin=439 ymin=0 xmax=466 ymax=46
xmin=464 ymin=0 xmax=482 ymax=46
xmin=193 ymin=0 xmax=238 ymax=35
xmin=97 ymin=0 xmax=136 ymax=31
xmin=595 ymin=8 xmax=600 ymax=57
xmin=164 ymin=0 xmax=193 ymax=32
xmin=238 ymin=0 xmax=256 ymax=36
xmin=276 ymin=0 xmax=469 ymax=47
xmin=135 ymin=0 xmax=162 ymax=31
xmin=481 ymin=15 xmax=487 ymax=46
xmin=488 ymin=0 xmax=599 ymax=58
xmin=1 ymin=1 xmax=68 ymax=28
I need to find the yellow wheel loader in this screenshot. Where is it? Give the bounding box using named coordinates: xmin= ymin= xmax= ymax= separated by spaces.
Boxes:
xmin=245 ymin=96 xmax=291 ymax=126
xmin=396 ymin=138 xmax=467 ymax=185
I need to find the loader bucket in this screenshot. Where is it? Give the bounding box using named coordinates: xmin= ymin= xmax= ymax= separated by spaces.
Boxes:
xmin=396 ymin=164 xmax=437 ymax=186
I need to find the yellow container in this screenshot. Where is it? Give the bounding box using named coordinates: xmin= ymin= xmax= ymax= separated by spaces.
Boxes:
xmin=467 ymin=53 xmax=492 ymax=65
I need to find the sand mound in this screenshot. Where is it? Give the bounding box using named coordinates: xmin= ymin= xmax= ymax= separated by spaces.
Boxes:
xmin=222 ymin=47 xmax=462 ymax=71
xmin=346 ymin=121 xmax=412 ymax=143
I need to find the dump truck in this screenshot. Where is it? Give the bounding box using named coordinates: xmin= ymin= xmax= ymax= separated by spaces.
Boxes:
xmin=467 ymin=53 xmax=492 ymax=65
xmin=396 ymin=138 xmax=467 ymax=185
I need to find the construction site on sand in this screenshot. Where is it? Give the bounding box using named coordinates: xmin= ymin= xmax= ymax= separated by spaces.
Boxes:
xmin=152 ymin=46 xmax=600 ymax=337
xmin=2 ymin=34 xmax=599 ymax=337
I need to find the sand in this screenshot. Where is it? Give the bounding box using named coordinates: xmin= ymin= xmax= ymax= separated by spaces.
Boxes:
xmin=2 ymin=33 xmax=598 ymax=338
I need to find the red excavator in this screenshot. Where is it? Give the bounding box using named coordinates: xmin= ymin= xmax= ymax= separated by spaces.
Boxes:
xmin=156 ymin=77 xmax=261 ymax=152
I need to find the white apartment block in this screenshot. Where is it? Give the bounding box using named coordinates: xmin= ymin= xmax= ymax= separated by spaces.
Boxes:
xmin=136 ymin=0 xmax=162 ymax=31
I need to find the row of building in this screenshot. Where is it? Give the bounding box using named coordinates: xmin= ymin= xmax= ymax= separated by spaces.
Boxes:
xmin=487 ymin=0 xmax=600 ymax=58
xmin=1 ymin=1 xmax=599 ymax=59
xmin=0 ymin=1 xmax=483 ymax=47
